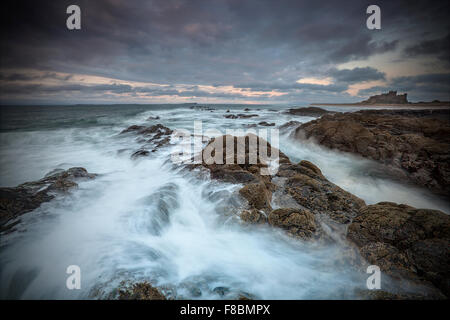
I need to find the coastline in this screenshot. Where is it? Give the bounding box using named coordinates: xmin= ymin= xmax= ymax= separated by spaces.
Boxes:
xmin=310 ymin=102 xmax=450 ymax=108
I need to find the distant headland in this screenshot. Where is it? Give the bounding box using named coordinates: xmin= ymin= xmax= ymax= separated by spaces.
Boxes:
xmin=311 ymin=91 xmax=450 ymax=107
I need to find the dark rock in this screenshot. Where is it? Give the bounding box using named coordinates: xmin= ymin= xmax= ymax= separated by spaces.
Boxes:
xmin=147 ymin=116 xmax=160 ymax=120
xmin=118 ymin=281 xmax=166 ymax=300
xmin=295 ymin=109 xmax=450 ymax=197
xmin=120 ymin=124 xmax=173 ymax=157
xmin=258 ymin=121 xmax=275 ymax=126
xmin=279 ymin=120 xmax=302 ymax=130
xmin=268 ymin=208 xmax=317 ymax=240
xmin=213 ymin=286 xmax=230 ymax=296
xmin=347 ymin=202 xmax=450 ymax=297
xmin=0 ymin=167 xmax=96 ymax=233
xmin=224 ymin=114 xmax=259 ymax=119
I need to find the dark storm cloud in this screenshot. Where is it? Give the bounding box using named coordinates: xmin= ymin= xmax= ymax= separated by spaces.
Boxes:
xmin=404 ymin=34 xmax=450 ymax=63
xmin=0 ymin=0 xmax=449 ymax=103
xmin=234 ymin=82 xmax=348 ymax=93
xmin=328 ymin=67 xmax=386 ymax=83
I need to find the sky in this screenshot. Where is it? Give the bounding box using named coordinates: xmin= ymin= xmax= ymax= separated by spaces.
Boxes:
xmin=0 ymin=0 xmax=449 ymax=105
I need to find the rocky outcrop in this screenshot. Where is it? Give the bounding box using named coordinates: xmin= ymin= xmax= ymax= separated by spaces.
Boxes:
xmin=0 ymin=167 xmax=96 ymax=233
xmin=194 ymin=134 xmax=365 ymax=241
xmin=120 ymin=124 xmax=173 ymax=158
xmin=285 ymin=106 xmax=331 ymax=117
xmin=268 ymin=208 xmax=317 ymax=240
xmin=362 ymin=91 xmax=408 ymax=104
xmin=194 ymin=133 xmax=449 ymax=297
xmin=118 ymin=281 xmax=166 ymax=300
xmin=295 ymin=109 xmax=450 ymax=197
xmin=276 ymin=160 xmax=365 ymax=225
xmin=347 ymin=202 xmax=450 ymax=297
xmin=258 ymin=121 xmax=275 ymax=126
xmin=224 ymin=114 xmax=258 ymax=119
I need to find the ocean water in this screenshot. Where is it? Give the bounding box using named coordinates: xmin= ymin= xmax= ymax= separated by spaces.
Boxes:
xmin=0 ymin=104 xmax=448 ymax=299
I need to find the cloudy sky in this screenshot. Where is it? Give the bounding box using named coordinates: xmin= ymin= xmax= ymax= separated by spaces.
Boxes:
xmin=0 ymin=0 xmax=449 ymax=104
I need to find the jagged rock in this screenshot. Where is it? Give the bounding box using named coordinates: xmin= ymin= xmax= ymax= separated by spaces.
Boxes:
xmin=347 ymin=202 xmax=450 ymax=297
xmin=120 ymin=124 xmax=173 ymax=157
xmin=195 ymin=134 xmax=449 ymax=297
xmin=295 ymin=109 xmax=450 ymax=197
xmin=276 ymin=160 xmax=365 ymax=224
xmin=285 ymin=106 xmax=331 ymax=117
xmin=239 ymin=182 xmax=272 ymax=211
xmin=279 ymin=120 xmax=302 ymax=130
xmin=258 ymin=121 xmax=275 ymax=126
xmin=240 ymin=208 xmax=267 ymax=224
xmin=131 ymin=149 xmax=150 ymax=158
xmin=196 ymin=134 xmax=363 ymax=237
xmin=0 ymin=167 xmax=96 ymax=233
xmin=118 ymin=281 xmax=166 ymax=300
xmin=268 ymin=208 xmax=317 ymax=240
xmin=224 ymin=114 xmax=258 ymax=119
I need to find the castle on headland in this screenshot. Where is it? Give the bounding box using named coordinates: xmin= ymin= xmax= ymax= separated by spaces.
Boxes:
xmin=362 ymin=91 xmax=408 ymax=104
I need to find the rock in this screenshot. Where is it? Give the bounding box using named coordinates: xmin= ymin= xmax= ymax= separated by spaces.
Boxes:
xmin=244 ymin=108 xmax=250 ymax=111
xmin=195 ymin=134 xmax=363 ymax=239
xmin=279 ymin=120 xmax=301 ymax=130
xmin=295 ymin=109 xmax=450 ymax=197
xmin=285 ymin=106 xmax=331 ymax=117
xmin=146 ymin=116 xmax=160 ymax=120
xmin=118 ymin=281 xmax=166 ymax=300
xmin=0 ymin=167 xmax=96 ymax=233
xmin=354 ymin=288 xmax=444 ymax=300
xmin=240 ymin=208 xmax=267 ymax=224
xmin=213 ymin=286 xmax=230 ymax=296
xmin=120 ymin=124 xmax=173 ymax=157
xmin=276 ymin=160 xmax=365 ymax=224
xmin=268 ymin=208 xmax=317 ymax=240
xmin=224 ymin=114 xmax=258 ymax=119
xmin=131 ymin=149 xmax=150 ymax=158
xmin=239 ymin=182 xmax=272 ymax=211
xmin=258 ymin=121 xmax=275 ymax=126
xmin=347 ymin=202 xmax=450 ymax=297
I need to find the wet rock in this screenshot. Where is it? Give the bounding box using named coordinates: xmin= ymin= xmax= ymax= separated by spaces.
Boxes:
xmin=147 ymin=116 xmax=160 ymax=120
xmin=347 ymin=202 xmax=450 ymax=297
xmin=354 ymin=288 xmax=444 ymax=300
xmin=213 ymin=286 xmax=230 ymax=296
xmin=118 ymin=281 xmax=166 ymax=300
xmin=224 ymin=114 xmax=259 ymax=119
xmin=239 ymin=182 xmax=272 ymax=211
xmin=120 ymin=124 xmax=173 ymax=157
xmin=279 ymin=120 xmax=302 ymax=130
xmin=286 ymin=106 xmax=332 ymax=117
xmin=258 ymin=121 xmax=275 ymax=126
xmin=295 ymin=109 xmax=450 ymax=197
xmin=276 ymin=160 xmax=365 ymax=224
xmin=196 ymin=134 xmax=363 ymax=240
xmin=131 ymin=149 xmax=150 ymax=158
xmin=240 ymin=208 xmax=267 ymax=224
xmin=0 ymin=167 xmax=96 ymax=233
xmin=268 ymin=208 xmax=317 ymax=240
